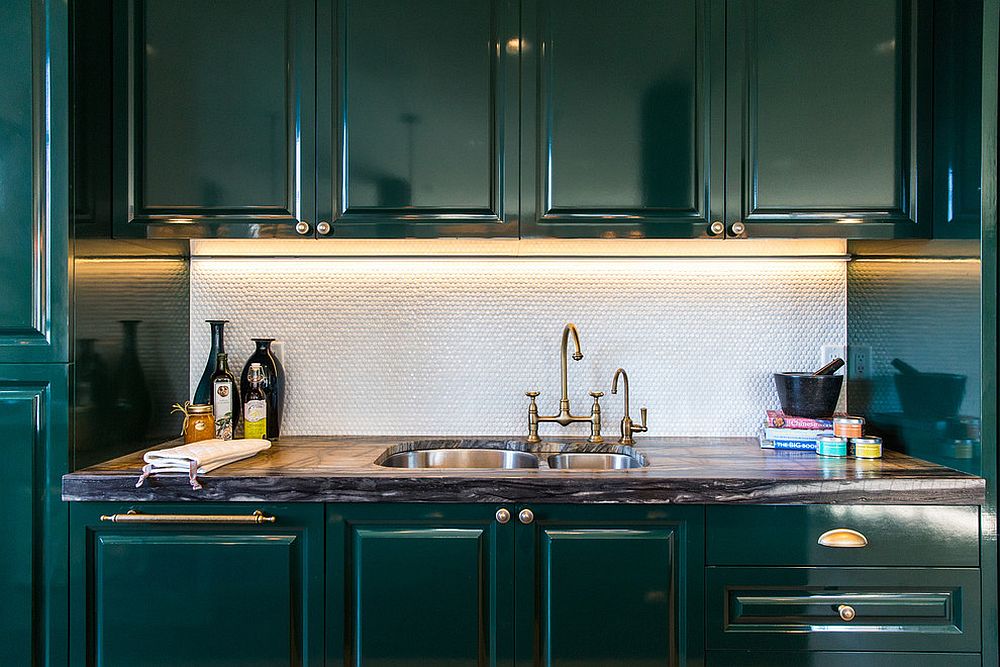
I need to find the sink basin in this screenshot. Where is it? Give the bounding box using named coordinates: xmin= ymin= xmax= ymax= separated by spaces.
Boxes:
xmin=546 ymin=452 xmax=645 ymax=470
xmin=379 ymin=448 xmax=540 ymax=469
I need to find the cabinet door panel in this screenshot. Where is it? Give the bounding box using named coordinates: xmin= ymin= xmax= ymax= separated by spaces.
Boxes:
xmin=726 ymin=0 xmax=930 ymax=238
xmin=0 ymin=364 xmax=69 ymax=667
xmin=706 ymin=651 xmax=982 ymax=666
xmin=318 ymin=0 xmax=518 ymax=237
xmin=0 ymin=0 xmax=69 ymax=362
xmin=70 ymin=504 xmax=324 ymax=667
xmin=115 ymin=0 xmax=315 ymax=237
xmin=522 ymin=0 xmax=724 ymax=239
xmin=326 ymin=504 xmax=514 ymax=667
xmin=515 ymin=505 xmax=704 ymax=667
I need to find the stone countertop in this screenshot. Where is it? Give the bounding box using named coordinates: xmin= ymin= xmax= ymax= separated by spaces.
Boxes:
xmin=61 ymin=436 xmax=986 ymax=505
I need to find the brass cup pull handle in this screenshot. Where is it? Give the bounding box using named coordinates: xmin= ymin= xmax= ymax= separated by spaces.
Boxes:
xmin=496 ymin=508 xmax=511 ymax=524
xmin=817 ymin=528 xmax=868 ymax=548
xmin=99 ymin=509 xmax=276 ymax=525
xmin=838 ymin=604 xmax=856 ymax=621
xmin=518 ymin=508 xmax=535 ymax=525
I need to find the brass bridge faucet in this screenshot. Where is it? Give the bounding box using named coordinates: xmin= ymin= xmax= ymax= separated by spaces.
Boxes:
xmin=525 ymin=323 xmax=604 ymax=444
xmin=611 ymin=368 xmax=648 ymax=445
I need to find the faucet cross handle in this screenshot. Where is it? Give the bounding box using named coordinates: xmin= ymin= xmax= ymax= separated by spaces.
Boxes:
xmin=525 ymin=391 xmax=540 ymax=398
xmin=589 ymin=391 xmax=604 ymax=400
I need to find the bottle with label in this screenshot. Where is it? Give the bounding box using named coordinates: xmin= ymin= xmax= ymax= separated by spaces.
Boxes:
xmin=210 ymin=352 xmax=240 ymax=440
xmin=243 ymin=363 xmax=269 ymax=440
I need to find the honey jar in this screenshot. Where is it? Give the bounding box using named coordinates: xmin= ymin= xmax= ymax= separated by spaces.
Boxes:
xmin=833 ymin=416 xmax=865 ymax=439
xmin=173 ymin=402 xmax=215 ymax=444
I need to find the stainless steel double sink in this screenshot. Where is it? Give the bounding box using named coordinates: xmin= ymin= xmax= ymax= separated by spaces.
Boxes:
xmin=376 ymin=439 xmax=646 ymax=470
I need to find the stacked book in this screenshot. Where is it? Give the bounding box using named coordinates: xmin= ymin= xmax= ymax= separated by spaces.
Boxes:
xmin=759 ymin=410 xmax=834 ymax=451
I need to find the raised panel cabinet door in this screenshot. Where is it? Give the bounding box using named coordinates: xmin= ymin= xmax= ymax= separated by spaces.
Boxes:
xmin=114 ymin=0 xmax=316 ymax=238
xmin=326 ymin=504 xmax=515 ymax=667
xmin=514 ymin=505 xmax=705 ymax=667
xmin=0 ymin=364 xmax=70 ymax=667
xmin=317 ymin=0 xmax=518 ymax=238
xmin=520 ymin=0 xmax=724 ymax=239
xmin=69 ymin=503 xmax=324 ymax=667
xmin=0 ymin=0 xmax=70 ymax=363
xmin=725 ymin=0 xmax=932 ymax=238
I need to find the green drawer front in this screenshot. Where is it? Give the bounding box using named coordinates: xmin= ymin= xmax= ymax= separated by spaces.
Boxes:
xmin=707 ymin=567 xmax=981 ymax=652
xmin=706 ymin=652 xmax=981 ymax=667
xmin=707 ymin=505 xmax=979 ymax=566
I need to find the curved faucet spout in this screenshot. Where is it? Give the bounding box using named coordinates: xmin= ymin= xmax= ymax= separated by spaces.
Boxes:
xmin=560 ymin=323 xmax=583 ymax=404
xmin=612 ymin=367 xmax=629 ymax=416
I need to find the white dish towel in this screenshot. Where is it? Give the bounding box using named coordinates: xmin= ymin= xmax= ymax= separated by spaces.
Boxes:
xmin=135 ymin=438 xmax=271 ymax=490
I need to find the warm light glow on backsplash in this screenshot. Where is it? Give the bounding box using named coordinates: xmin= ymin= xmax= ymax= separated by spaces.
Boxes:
xmin=190 ymin=256 xmax=846 ymax=437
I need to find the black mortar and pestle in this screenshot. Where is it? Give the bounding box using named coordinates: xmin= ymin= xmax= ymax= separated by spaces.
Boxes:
xmin=774 ymin=358 xmax=845 ymax=418
xmin=891 ymin=358 xmax=967 ymax=419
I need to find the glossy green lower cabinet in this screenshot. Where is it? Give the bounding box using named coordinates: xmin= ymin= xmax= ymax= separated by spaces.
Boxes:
xmin=515 ymin=505 xmax=704 ymax=667
xmin=707 ymin=567 xmax=980 ymax=653
xmin=326 ymin=504 xmax=514 ymax=667
xmin=706 ymin=652 xmax=981 ymax=666
xmin=70 ymin=503 xmax=324 ymax=666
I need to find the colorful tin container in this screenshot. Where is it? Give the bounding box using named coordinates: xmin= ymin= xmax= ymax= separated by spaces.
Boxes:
xmin=851 ymin=436 xmax=883 ymax=459
xmin=816 ymin=435 xmax=849 ymax=457
xmin=833 ymin=416 xmax=865 ymax=439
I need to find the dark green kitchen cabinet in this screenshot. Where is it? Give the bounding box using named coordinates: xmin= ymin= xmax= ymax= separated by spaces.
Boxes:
xmin=0 ymin=0 xmax=70 ymax=363
xmin=514 ymin=504 xmax=704 ymax=667
xmin=0 ymin=364 xmax=69 ymax=667
xmin=520 ymin=0 xmax=724 ymax=239
xmin=70 ymin=503 xmax=324 ymax=666
xmin=725 ymin=0 xmax=931 ymax=238
xmin=113 ymin=0 xmax=316 ymax=238
xmin=316 ymin=0 xmax=519 ymax=238
xmin=706 ymin=652 xmax=982 ymax=666
xmin=326 ymin=504 xmax=515 ymax=667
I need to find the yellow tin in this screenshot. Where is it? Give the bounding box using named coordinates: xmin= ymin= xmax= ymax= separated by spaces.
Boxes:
xmin=851 ymin=437 xmax=883 ymax=459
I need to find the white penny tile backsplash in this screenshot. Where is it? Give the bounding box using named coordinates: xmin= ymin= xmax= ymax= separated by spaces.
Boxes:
xmin=190 ymin=257 xmax=846 ymax=437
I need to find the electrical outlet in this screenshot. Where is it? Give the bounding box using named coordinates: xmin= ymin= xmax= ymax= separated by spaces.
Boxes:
xmin=820 ymin=344 xmax=847 ymax=373
xmin=849 ymin=344 xmax=872 ymax=379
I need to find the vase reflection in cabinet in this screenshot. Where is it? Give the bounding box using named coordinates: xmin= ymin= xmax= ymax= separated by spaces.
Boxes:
xmin=75 ymin=338 xmax=112 ymax=458
xmin=240 ymin=338 xmax=285 ymax=439
xmin=113 ymin=320 xmax=151 ymax=445
xmin=194 ymin=319 xmax=228 ymax=405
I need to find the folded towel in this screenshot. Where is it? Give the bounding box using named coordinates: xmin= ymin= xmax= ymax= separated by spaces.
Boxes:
xmin=135 ymin=438 xmax=270 ymax=490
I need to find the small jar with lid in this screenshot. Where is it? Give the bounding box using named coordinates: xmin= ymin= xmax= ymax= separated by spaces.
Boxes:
xmin=816 ymin=435 xmax=848 ymax=458
xmin=173 ymin=402 xmax=215 ymax=444
xmin=850 ymin=436 xmax=883 ymax=459
xmin=833 ymin=416 xmax=865 ymax=439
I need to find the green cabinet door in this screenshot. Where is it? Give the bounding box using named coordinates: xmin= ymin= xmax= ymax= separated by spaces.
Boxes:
xmin=114 ymin=0 xmax=316 ymax=238
xmin=70 ymin=503 xmax=324 ymax=666
xmin=514 ymin=505 xmax=704 ymax=667
xmin=317 ymin=0 xmax=518 ymax=238
xmin=0 ymin=0 xmax=69 ymax=363
xmin=326 ymin=504 xmax=515 ymax=667
xmin=725 ymin=0 xmax=931 ymax=238
xmin=0 ymin=364 xmax=69 ymax=667
xmin=521 ymin=0 xmax=724 ymax=239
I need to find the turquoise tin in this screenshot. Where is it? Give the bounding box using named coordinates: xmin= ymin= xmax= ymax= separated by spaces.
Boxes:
xmin=816 ymin=436 xmax=848 ymax=458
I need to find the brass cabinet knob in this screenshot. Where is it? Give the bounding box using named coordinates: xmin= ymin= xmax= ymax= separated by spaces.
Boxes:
xmin=316 ymin=221 xmax=332 ymax=235
xmin=709 ymin=220 xmax=725 ymax=236
xmin=295 ymin=220 xmax=311 ymax=235
xmin=518 ymin=508 xmax=535 ymax=525
xmin=730 ymin=221 xmax=746 ymax=236
xmin=838 ymin=604 xmax=856 ymax=622
xmin=496 ymin=508 xmax=511 ymax=524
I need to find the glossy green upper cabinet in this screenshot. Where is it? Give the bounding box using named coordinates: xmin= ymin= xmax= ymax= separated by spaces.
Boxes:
xmin=317 ymin=0 xmax=519 ymax=238
xmin=514 ymin=505 xmax=704 ymax=667
xmin=326 ymin=504 xmax=514 ymax=666
xmin=70 ymin=504 xmax=324 ymax=667
xmin=0 ymin=364 xmax=69 ymax=667
xmin=113 ymin=0 xmax=316 ymax=238
xmin=0 ymin=0 xmax=69 ymax=363
xmin=520 ymin=0 xmax=724 ymax=239
xmin=725 ymin=0 xmax=931 ymax=238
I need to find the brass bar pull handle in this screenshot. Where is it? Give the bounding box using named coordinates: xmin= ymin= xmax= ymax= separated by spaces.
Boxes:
xmin=99 ymin=509 xmax=277 ymax=525
xmin=817 ymin=528 xmax=869 ymax=548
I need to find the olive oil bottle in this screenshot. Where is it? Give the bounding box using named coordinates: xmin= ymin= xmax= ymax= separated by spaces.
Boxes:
xmin=210 ymin=352 xmax=239 ymax=440
xmin=243 ymin=363 xmax=269 ymax=440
